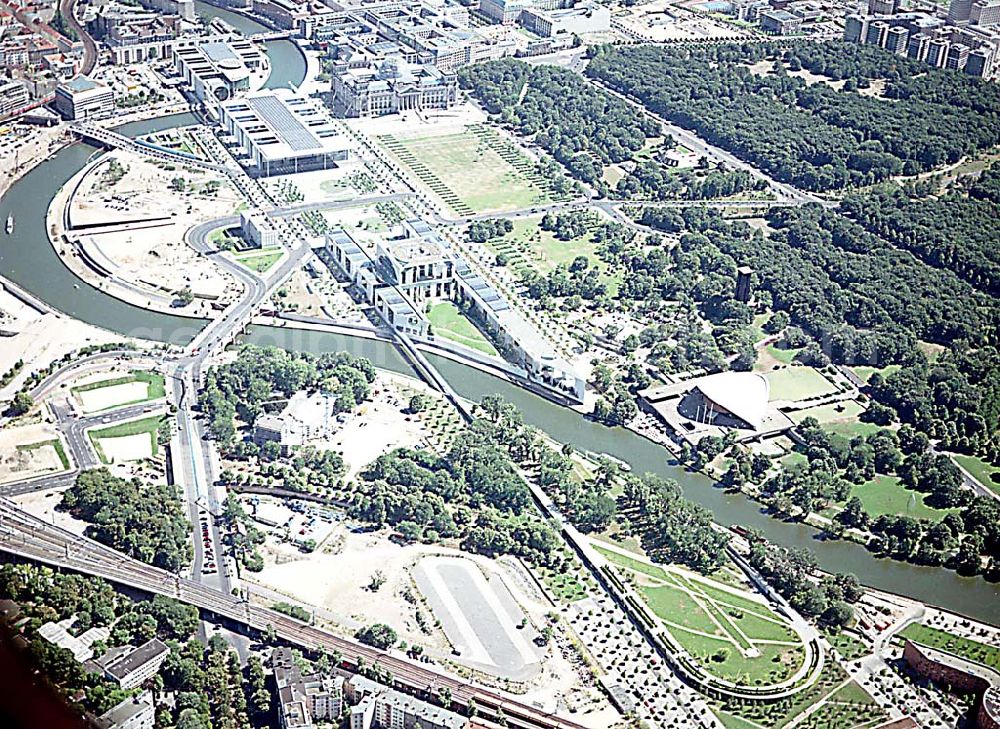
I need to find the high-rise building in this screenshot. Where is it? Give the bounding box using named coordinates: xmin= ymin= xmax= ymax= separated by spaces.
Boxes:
xmin=907 ymin=32 xmax=931 ymax=60
xmin=845 ymin=14 xmax=867 ymax=41
xmin=948 ymin=0 xmax=973 ymax=23
xmin=964 ymin=47 xmax=993 ymax=74
xmin=865 ymin=19 xmax=888 ymax=44
xmin=867 ymin=0 xmax=896 ymax=14
xmin=971 ymin=0 xmax=1000 ymax=25
xmin=926 ymin=38 xmax=950 ymax=66
xmin=735 ymin=267 xmax=753 ymax=303
xmin=884 ymin=25 xmax=910 ymax=53
xmin=946 ymin=42 xmax=971 ymax=68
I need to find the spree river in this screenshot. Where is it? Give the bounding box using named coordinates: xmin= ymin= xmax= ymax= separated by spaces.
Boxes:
xmin=0 ymin=16 xmax=997 ymax=623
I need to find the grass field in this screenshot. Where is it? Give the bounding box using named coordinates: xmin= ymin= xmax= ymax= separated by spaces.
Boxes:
xmin=486 ymin=214 xmax=622 ymax=295
xmin=850 ymin=364 xmax=901 ymax=384
xmin=847 ymin=474 xmax=954 ymax=519
xmin=379 ymin=125 xmax=560 ymax=216
xmin=952 ymin=454 xmax=1000 ymax=497
xmin=900 ymin=623 xmax=1000 ymax=671
xmin=596 ymin=545 xmax=806 ymax=686
xmin=763 ymin=343 xmax=803 ymax=365
xmin=88 ymin=415 xmax=165 ymax=465
xmin=766 ymin=366 xmax=838 ymax=402
xmin=72 ymin=370 xmax=165 ymax=412
xmin=825 ymin=630 xmax=870 ymax=662
xmin=235 ymin=249 xmax=282 ymax=273
xmin=427 ymin=301 xmax=498 ymax=356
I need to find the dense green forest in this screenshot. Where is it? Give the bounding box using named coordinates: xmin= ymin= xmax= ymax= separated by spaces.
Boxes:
xmin=200 ymin=345 xmax=375 ymax=448
xmin=635 ymin=206 xmax=998 ymax=460
xmin=458 ymin=59 xmax=760 ymax=199
xmin=587 ymin=42 xmax=1000 ymax=190
xmin=60 ymin=469 xmax=191 ymax=572
xmin=841 ymin=171 xmax=1000 ymax=296
xmin=458 ymin=60 xmax=658 ymax=188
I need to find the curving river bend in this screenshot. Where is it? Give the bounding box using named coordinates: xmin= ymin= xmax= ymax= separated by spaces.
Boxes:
xmin=0 ymin=10 xmax=996 ymax=624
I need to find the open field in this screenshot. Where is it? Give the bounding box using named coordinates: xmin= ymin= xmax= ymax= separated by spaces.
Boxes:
xmin=900 ymin=623 xmax=1000 ymax=671
xmin=378 ymin=125 xmax=558 ymax=215
xmin=485 ymin=214 xmax=622 ymax=295
xmin=234 ymin=249 xmax=282 ymax=273
xmin=952 ymin=454 xmax=1000 ymax=497
xmin=72 ymin=370 xmax=165 ymax=413
xmin=766 ymin=366 xmax=838 ymax=402
xmin=0 ymin=424 xmax=71 ymax=484
xmin=850 ymin=364 xmax=901 ymax=383
xmin=427 ymin=301 xmax=498 ymax=356
xmin=88 ymin=415 xmax=165 ymax=464
xmin=847 ymin=474 xmax=954 ymax=520
xmin=789 ymin=400 xmax=882 ymax=438
xmin=595 ymin=545 xmax=806 ymax=687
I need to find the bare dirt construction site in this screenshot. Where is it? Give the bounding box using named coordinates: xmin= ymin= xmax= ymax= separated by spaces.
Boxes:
xmin=0 ymin=423 xmax=69 ymax=484
xmin=69 ymin=151 xmax=242 ymax=304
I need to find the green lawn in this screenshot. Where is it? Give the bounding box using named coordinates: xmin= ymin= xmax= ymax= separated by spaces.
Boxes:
xmin=790 ymin=400 xmax=866 ymax=425
xmin=952 ymin=454 xmax=1000 ymax=497
xmin=88 ymin=415 xmax=166 ymax=465
xmin=487 ymin=214 xmax=621 ymax=295
xmin=763 ymin=343 xmax=802 ymax=365
xmin=847 ymin=474 xmax=954 ymax=520
xmin=235 ymin=249 xmax=282 ymax=273
xmin=379 ymin=125 xmax=554 ymax=215
xmin=536 ymin=564 xmax=592 ymax=603
xmin=900 ymin=623 xmax=1000 ymax=672
xmin=825 ymin=630 xmax=870 ymax=662
xmin=602 ymin=544 xmax=806 ymax=687
xmin=714 ymin=661 xmax=883 ymax=729
xmin=766 ymin=366 xmax=838 ymax=402
xmin=850 ymin=364 xmax=901 ymax=384
xmin=71 ymin=370 xmax=166 ymax=412
xmin=427 ymin=301 xmax=499 ymax=357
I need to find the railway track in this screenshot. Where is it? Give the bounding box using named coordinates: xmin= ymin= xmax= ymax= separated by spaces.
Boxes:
xmin=0 ymin=499 xmax=585 ymax=729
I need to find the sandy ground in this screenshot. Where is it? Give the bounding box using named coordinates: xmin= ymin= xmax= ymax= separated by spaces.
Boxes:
xmin=70 ymin=151 xmax=242 ymax=301
xmin=77 ymin=381 xmax=149 ymax=414
xmin=0 ymin=286 xmax=43 ymax=334
xmin=274 ymin=269 xmax=326 ymax=318
xmin=98 ymin=432 xmax=153 ymax=463
xmin=13 ymin=487 xmax=87 ymax=535
xmin=309 ymin=373 xmax=427 ymax=480
xmin=0 ymin=314 xmax=122 ymax=399
xmin=0 ymin=125 xmax=68 ymax=199
xmin=0 ymin=422 xmax=66 ymax=484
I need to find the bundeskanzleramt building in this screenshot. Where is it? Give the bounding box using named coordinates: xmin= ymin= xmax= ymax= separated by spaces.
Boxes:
xmin=54 ymin=75 xmax=114 ymax=120
xmin=324 ymin=219 xmax=586 ymax=402
xmin=331 ymin=55 xmax=458 ymax=117
xmin=218 ymin=89 xmax=352 ymax=176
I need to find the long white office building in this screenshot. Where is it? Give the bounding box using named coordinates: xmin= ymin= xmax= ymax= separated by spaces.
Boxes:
xmin=218 ymin=89 xmax=352 ymax=176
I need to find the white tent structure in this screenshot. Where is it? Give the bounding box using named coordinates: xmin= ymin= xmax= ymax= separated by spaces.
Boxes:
xmin=692 ymin=372 xmax=770 ymax=429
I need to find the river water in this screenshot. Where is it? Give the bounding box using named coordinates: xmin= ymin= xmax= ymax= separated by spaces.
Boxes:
xmin=0 ymin=11 xmax=997 ymax=623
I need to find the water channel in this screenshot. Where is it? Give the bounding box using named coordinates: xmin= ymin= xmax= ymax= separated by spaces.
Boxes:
xmin=0 ymin=9 xmax=996 ymax=623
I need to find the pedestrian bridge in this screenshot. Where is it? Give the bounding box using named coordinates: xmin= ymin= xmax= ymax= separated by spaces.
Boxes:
xmin=70 ymin=122 xmax=231 ymax=174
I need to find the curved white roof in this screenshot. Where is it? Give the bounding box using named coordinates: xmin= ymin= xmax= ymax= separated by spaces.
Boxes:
xmin=694 ymin=371 xmax=770 ymax=428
